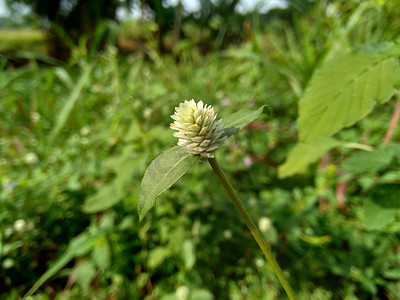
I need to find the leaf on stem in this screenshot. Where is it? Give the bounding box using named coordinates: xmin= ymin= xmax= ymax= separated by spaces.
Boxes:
xmin=343 ymin=148 xmax=394 ymax=174
xmin=222 ymin=105 xmax=267 ymax=138
xmin=138 ymin=146 xmax=199 ymax=220
xmin=298 ymin=52 xmax=400 ymax=142
xmin=278 ymin=138 xmax=341 ymax=178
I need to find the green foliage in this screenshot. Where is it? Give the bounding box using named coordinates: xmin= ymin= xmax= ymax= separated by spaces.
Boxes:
xmin=138 ymin=147 xmax=200 ymax=220
xmin=279 ymin=138 xmax=341 ymax=178
xmin=223 ymin=105 xmax=267 ymax=137
xmin=138 ymin=105 xmax=266 ymax=220
xmin=2 ymin=1 xmax=400 ymax=299
xmin=363 ymin=184 xmax=400 ymax=230
xmin=297 ymin=51 xmax=400 ymax=143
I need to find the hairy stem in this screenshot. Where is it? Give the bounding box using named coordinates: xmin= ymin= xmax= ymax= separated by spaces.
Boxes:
xmin=208 ymin=157 xmax=296 ymax=300
xmin=384 ymin=96 xmax=400 ymax=145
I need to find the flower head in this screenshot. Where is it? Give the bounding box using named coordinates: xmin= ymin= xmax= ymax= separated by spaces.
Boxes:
xmin=170 ymin=99 xmax=226 ymax=158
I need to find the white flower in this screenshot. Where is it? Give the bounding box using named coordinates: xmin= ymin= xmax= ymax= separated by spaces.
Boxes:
xmin=23 ymin=153 xmax=38 ymax=165
xmin=170 ymin=99 xmax=227 ymax=158
xmin=14 ymin=219 xmax=26 ymax=232
xmin=223 ymin=229 xmax=232 ymax=239
xmin=258 ymin=217 xmax=272 ymax=232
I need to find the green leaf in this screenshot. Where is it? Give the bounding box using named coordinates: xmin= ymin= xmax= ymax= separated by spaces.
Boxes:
xmin=83 ymin=147 xmax=145 ymax=213
xmin=222 ymin=105 xmax=267 ymax=138
xmin=83 ymin=184 xmax=122 ymax=213
xmin=298 ymin=52 xmax=400 ymax=142
xmin=190 ymin=289 xmax=214 ymax=300
xmin=383 ymin=269 xmax=400 ymax=280
xmin=50 ymin=64 xmax=92 ymax=141
xmin=138 ymin=146 xmax=200 ymax=220
xmin=92 ymin=235 xmax=111 ymax=269
xmin=24 ymin=232 xmax=98 ymax=297
xmin=278 ymin=138 xmax=341 ymax=178
xmin=343 ymin=149 xmax=394 ymax=174
xmin=182 ymin=240 xmax=196 ymax=270
xmin=363 ymin=184 xmax=400 ymax=230
xmin=73 ymin=260 xmax=96 ymax=293
xmin=148 ymin=247 xmax=171 ymax=269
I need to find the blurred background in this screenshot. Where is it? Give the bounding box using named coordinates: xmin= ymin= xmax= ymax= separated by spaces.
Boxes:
xmin=1 ymin=0 xmax=400 ymax=299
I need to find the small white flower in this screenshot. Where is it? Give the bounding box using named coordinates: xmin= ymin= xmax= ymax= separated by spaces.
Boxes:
xmin=80 ymin=126 xmax=90 ymax=136
xmin=14 ymin=219 xmax=26 ymax=232
xmin=23 ymin=153 xmax=38 ymax=165
xmin=223 ymin=229 xmax=232 ymax=239
xmin=176 ymin=285 xmax=190 ymax=300
xmin=243 ymin=156 xmax=253 ymax=167
xmin=30 ymin=112 xmax=40 ymax=123
xmin=255 ymin=258 xmax=265 ymax=268
xmin=143 ymin=108 xmax=152 ymax=118
xmin=258 ymin=217 xmax=272 ymax=232
xmin=170 ymin=99 xmax=227 ymax=158
xmin=2 ymin=258 xmax=14 ymax=269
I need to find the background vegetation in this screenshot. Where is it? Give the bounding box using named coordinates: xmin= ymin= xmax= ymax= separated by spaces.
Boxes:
xmin=1 ymin=0 xmax=400 ymax=299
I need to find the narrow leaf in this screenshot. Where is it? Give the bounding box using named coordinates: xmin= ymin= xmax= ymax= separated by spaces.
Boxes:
xmin=50 ymin=64 xmax=92 ymax=140
xmin=25 ymin=233 xmax=98 ymax=297
xmin=278 ymin=138 xmax=341 ymax=178
xmin=298 ymin=52 xmax=400 ymax=142
xmin=138 ymin=146 xmax=199 ymax=220
xmin=222 ymin=105 xmax=266 ymax=138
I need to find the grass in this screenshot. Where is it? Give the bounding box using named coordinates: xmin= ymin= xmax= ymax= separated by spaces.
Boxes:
xmin=0 ymin=29 xmax=47 ymax=53
xmin=1 ymin=1 xmax=400 ymax=299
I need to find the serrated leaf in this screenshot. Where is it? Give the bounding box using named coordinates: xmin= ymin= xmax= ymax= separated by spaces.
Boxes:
xmin=363 ymin=184 xmax=400 ymax=230
xmin=298 ymin=52 xmax=400 ymax=142
xmin=222 ymin=105 xmax=266 ymax=138
xmin=343 ymin=149 xmax=394 ymax=174
xmin=138 ymin=146 xmax=199 ymax=220
xmin=278 ymin=138 xmax=341 ymax=178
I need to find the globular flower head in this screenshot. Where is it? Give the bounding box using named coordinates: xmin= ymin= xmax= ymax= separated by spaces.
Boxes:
xmin=170 ymin=99 xmax=227 ymax=158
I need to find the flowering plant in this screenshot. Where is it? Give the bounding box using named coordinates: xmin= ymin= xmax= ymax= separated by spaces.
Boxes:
xmin=138 ymin=100 xmax=296 ymax=299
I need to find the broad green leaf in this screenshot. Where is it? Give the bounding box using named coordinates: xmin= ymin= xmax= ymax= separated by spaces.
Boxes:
xmin=190 ymin=289 xmax=214 ymax=300
xmin=278 ymin=138 xmax=341 ymax=178
xmin=83 ymin=184 xmax=122 ymax=213
xmin=298 ymin=52 xmax=400 ymax=142
xmin=343 ymin=149 xmax=394 ymax=174
xmin=222 ymin=105 xmax=266 ymax=138
xmin=92 ymin=235 xmax=111 ymax=269
xmin=83 ymin=147 xmax=144 ymax=213
xmin=73 ymin=260 xmax=96 ymax=293
xmin=138 ymin=146 xmax=199 ymax=220
xmin=148 ymin=247 xmax=171 ymax=269
xmin=24 ymin=232 xmax=98 ymax=297
xmin=363 ymin=184 xmax=400 ymax=230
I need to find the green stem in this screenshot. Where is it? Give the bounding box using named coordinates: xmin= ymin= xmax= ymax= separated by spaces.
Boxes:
xmin=208 ymin=157 xmax=296 ymax=300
